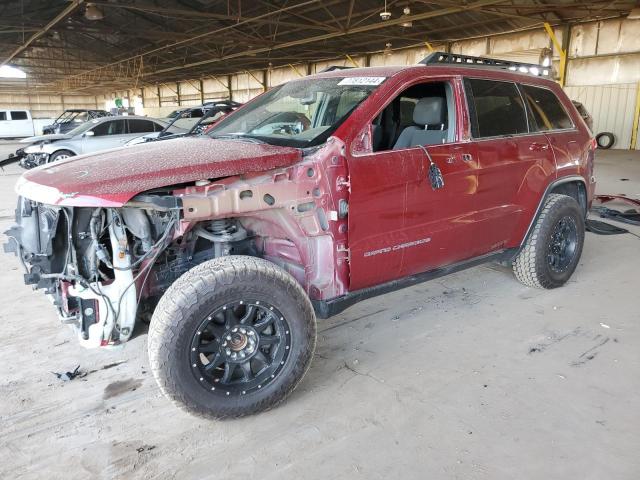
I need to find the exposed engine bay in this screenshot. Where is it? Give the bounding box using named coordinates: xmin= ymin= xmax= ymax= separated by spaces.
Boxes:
xmin=4 ymin=198 xmax=254 ymax=347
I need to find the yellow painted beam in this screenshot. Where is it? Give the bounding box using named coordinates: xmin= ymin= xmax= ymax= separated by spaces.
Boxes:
xmin=424 ymin=41 xmax=434 ymax=52
xmin=346 ymin=54 xmax=360 ymax=68
xmin=543 ymin=22 xmax=567 ymax=87
xmin=289 ymin=63 xmax=305 ymax=77
xmin=630 ymin=81 xmax=640 ymax=150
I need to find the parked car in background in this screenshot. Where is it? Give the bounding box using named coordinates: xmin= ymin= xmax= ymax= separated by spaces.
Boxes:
xmin=41 ymin=109 xmax=111 ymax=135
xmin=0 ymin=109 xmax=53 ymax=138
xmin=571 ymin=100 xmax=593 ymax=131
xmin=126 ymin=100 xmax=241 ymax=145
xmin=18 ymin=116 xmax=170 ymax=167
xmin=5 ymin=52 xmax=595 ymax=419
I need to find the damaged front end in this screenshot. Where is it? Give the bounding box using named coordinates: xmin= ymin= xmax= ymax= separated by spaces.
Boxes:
xmin=4 ymin=198 xmax=180 ymax=347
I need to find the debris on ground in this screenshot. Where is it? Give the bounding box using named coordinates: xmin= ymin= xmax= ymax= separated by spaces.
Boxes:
xmin=51 ymin=365 xmax=86 ymax=381
xmin=136 ymin=445 xmax=156 ymax=453
xmin=586 ymin=219 xmax=630 ymax=235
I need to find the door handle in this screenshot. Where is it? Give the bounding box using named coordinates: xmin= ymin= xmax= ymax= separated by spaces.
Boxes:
xmin=461 ymin=153 xmax=473 ymax=162
xmin=529 ymin=142 xmax=549 ymax=151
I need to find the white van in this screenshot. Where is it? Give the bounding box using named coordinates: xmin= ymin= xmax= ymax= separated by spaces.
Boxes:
xmin=0 ymin=109 xmax=36 ymax=138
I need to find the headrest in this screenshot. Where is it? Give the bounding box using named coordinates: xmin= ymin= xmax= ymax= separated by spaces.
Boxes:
xmin=413 ymin=97 xmax=445 ymax=126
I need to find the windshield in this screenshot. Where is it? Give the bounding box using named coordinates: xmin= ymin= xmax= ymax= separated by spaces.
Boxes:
xmin=207 ymin=77 xmax=384 ymax=147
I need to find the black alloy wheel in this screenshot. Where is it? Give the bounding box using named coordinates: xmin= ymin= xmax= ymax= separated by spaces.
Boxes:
xmin=190 ymin=300 xmax=291 ymax=396
xmin=547 ymin=216 xmax=578 ymax=273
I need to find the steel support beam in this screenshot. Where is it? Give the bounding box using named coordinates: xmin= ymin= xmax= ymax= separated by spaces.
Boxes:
xmin=1 ymin=0 xmax=84 ymax=68
xmin=149 ymin=0 xmax=509 ymax=76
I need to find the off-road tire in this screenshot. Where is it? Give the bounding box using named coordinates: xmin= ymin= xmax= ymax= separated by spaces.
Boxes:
xmin=48 ymin=149 xmax=74 ymax=163
xmin=512 ymin=193 xmax=585 ymax=289
xmin=148 ymin=256 xmax=316 ymax=419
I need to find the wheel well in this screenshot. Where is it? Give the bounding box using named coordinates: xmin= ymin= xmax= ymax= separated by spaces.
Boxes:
xmin=51 ymin=148 xmax=76 ymax=157
xmin=549 ymin=180 xmax=587 ymax=216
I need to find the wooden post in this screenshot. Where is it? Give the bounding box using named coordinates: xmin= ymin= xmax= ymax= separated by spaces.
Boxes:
xmin=199 ymin=79 xmax=205 ymax=103
xmin=227 ymin=75 xmax=233 ymax=101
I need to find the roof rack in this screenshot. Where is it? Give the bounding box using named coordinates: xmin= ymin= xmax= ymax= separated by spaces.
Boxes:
xmin=419 ymin=51 xmax=551 ymax=77
xmin=319 ymin=65 xmax=354 ymax=73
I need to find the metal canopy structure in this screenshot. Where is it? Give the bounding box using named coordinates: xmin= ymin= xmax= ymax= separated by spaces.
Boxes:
xmin=0 ymin=0 xmax=636 ymax=93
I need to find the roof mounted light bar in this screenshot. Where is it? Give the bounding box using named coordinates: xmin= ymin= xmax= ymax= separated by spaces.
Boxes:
xmin=419 ymin=51 xmax=551 ymax=77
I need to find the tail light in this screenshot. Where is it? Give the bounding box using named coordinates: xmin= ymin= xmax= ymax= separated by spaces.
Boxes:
xmin=587 ymin=137 xmax=596 ymax=184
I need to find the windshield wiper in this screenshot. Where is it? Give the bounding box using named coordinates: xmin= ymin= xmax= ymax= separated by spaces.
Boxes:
xmin=210 ymin=134 xmax=266 ymax=144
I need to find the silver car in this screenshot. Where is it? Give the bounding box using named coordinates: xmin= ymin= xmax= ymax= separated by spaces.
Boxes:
xmin=20 ymin=116 xmax=172 ymax=166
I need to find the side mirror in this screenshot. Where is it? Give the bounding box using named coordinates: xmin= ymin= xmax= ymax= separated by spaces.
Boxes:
xmin=83 ymin=130 xmax=95 ymax=137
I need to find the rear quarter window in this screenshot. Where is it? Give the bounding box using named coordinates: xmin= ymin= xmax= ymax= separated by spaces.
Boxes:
xmin=521 ymin=84 xmax=573 ymax=131
xmin=128 ymin=119 xmax=157 ymax=134
xmin=92 ymin=120 xmax=126 ymax=136
xmin=10 ymin=111 xmax=28 ymax=120
xmin=0 ymin=112 xmax=6 ymax=121
xmin=464 ymin=78 xmax=528 ymax=138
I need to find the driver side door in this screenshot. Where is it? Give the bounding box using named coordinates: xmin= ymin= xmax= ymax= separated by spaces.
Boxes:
xmin=346 ymin=77 xmax=483 ymax=290
xmin=82 ymin=119 xmax=128 ymax=154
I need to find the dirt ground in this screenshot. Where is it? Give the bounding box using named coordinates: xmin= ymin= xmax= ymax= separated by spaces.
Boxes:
xmin=1 ymin=141 xmax=639 ymax=480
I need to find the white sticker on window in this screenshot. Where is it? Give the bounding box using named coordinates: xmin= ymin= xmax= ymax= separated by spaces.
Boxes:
xmin=338 ymin=77 xmax=386 ymax=86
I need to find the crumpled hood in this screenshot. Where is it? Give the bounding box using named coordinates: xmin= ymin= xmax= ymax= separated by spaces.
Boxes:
xmin=20 ymin=133 xmax=71 ymax=144
xmin=16 ymin=136 xmax=302 ymax=207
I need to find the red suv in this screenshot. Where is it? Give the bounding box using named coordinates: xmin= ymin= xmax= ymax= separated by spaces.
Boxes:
xmin=4 ymin=53 xmax=595 ymax=418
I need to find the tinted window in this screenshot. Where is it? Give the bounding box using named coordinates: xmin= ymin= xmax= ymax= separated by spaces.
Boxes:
xmin=0 ymin=112 xmax=6 ymax=121
xmin=464 ymin=79 xmax=527 ymax=137
xmin=128 ymin=119 xmax=157 ymax=133
xmin=521 ymin=85 xmax=573 ymax=131
xmin=10 ymin=111 xmax=28 ymax=120
xmin=92 ymin=120 xmax=126 ymax=136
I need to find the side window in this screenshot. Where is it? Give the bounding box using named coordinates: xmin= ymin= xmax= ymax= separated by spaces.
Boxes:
xmin=10 ymin=111 xmax=28 ymax=120
xmin=521 ymin=84 xmax=573 ymax=131
xmin=369 ymin=81 xmax=452 ymax=152
xmin=128 ymin=119 xmax=156 ymax=134
xmin=0 ymin=112 xmax=6 ymax=121
xmin=464 ymin=78 xmax=527 ymax=138
xmin=92 ymin=120 xmax=126 ymax=136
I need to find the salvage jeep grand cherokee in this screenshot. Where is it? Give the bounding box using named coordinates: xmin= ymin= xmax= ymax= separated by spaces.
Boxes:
xmin=4 ymin=53 xmax=595 ymax=418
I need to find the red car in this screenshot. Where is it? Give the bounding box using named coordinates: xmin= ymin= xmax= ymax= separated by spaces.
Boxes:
xmin=5 ymin=53 xmax=595 ymax=418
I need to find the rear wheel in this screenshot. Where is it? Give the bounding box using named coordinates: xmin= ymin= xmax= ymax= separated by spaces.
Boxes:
xmin=48 ymin=149 xmax=74 ymax=163
xmin=148 ymin=256 xmax=316 ymax=419
xmin=513 ymin=193 xmax=585 ymax=289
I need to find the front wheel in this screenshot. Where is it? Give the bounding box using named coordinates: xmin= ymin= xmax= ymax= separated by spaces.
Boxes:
xmin=148 ymin=256 xmax=316 ymax=419
xmin=512 ymin=193 xmax=585 ymax=289
xmin=47 ymin=149 xmax=74 ymax=163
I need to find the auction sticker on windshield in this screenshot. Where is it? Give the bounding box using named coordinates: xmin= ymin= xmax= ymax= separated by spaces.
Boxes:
xmin=338 ymin=77 xmax=386 ymax=86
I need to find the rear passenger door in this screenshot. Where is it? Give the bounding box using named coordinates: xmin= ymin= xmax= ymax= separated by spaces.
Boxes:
xmin=519 ymin=83 xmax=589 ymax=181
xmin=463 ymin=78 xmax=556 ymax=250
xmin=125 ymin=119 xmax=161 ymax=142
